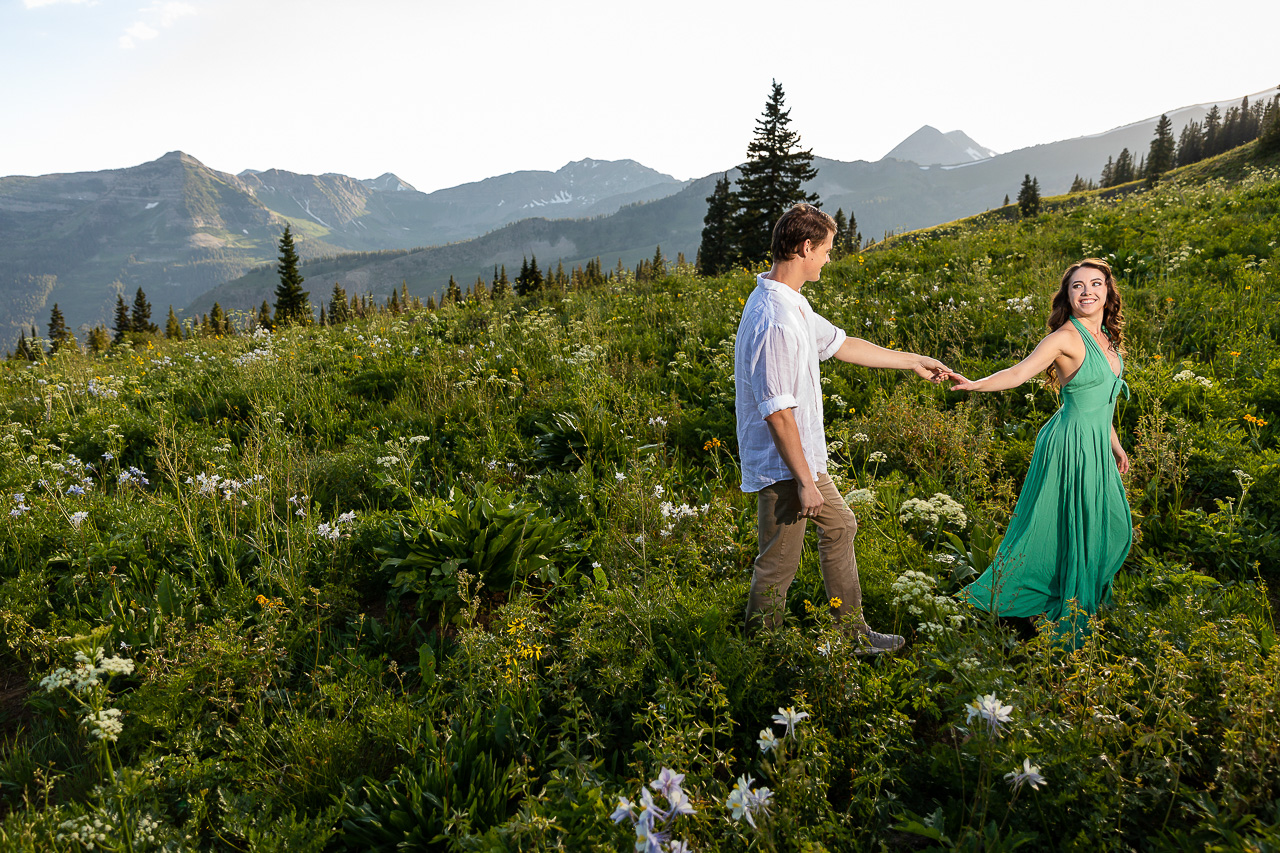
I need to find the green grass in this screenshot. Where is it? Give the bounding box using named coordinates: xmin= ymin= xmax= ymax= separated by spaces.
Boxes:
xmin=0 ymin=145 xmax=1278 ymax=851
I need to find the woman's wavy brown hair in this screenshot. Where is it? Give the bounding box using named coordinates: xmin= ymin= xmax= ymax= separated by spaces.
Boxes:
xmin=1044 ymin=258 xmax=1126 ymax=389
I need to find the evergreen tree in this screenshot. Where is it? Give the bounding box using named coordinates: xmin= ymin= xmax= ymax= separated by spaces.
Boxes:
xmin=208 ymin=302 xmax=227 ymax=335
xmin=1113 ymin=148 xmax=1135 ymax=184
xmin=445 ymin=275 xmax=463 ymax=304
xmin=1204 ymin=105 xmax=1223 ymax=156
xmin=165 ymin=306 xmax=181 ymax=339
xmin=1100 ymin=156 xmax=1115 ymax=188
xmin=1259 ymin=96 xmax=1280 ymax=155
xmin=47 ymin=303 xmax=73 ymax=354
xmin=329 ymin=284 xmax=350 ymax=324
xmin=87 ymin=326 xmax=111 ymax=353
xmin=318 ymin=304 xmax=327 ymax=326
xmin=651 ymin=245 xmax=666 ymax=279
xmin=491 ymin=265 xmax=511 ymax=299
xmin=257 ymin=300 xmax=273 ymax=332
xmin=831 ymin=208 xmax=849 ymax=259
xmin=426 ymin=295 xmax=437 ymax=311
xmin=272 ymin=225 xmax=311 ymax=327
xmin=731 ymin=81 xmax=820 ymax=266
xmin=15 ymin=330 xmax=36 ymax=361
xmin=1069 ymin=174 xmax=1087 ymax=193
xmin=698 ymin=173 xmax=737 ymax=275
xmin=474 ymin=276 xmax=489 ymax=301
xmin=112 ymin=294 xmax=131 ymax=344
xmin=1146 ymin=114 xmax=1176 ymax=184
xmin=130 ymin=287 xmax=157 ymax=334
xmin=1002 ymin=194 xmax=1010 ymax=207
xmin=1016 ymin=174 xmax=1041 ymax=217
xmin=1176 ymin=120 xmax=1204 ymax=167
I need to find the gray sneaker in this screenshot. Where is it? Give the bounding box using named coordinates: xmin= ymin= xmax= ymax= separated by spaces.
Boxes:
xmin=851 ymin=627 xmax=906 ymax=656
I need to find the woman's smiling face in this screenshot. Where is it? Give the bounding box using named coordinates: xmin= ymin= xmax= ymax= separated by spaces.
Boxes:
xmin=1068 ymin=267 xmax=1108 ymax=319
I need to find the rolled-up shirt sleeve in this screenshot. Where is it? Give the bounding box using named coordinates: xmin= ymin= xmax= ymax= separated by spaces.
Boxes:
xmin=749 ymin=323 xmax=800 ymax=419
xmin=813 ymin=314 xmax=847 ymax=361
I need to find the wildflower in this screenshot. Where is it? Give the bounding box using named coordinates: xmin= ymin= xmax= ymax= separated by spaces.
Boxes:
xmin=650 ymin=769 xmax=693 ymax=816
xmin=851 ymin=432 xmax=869 ymax=442
xmin=1233 ymin=469 xmax=1255 ymax=488
xmin=649 ymin=417 xmax=668 ymax=427
xmin=899 ymin=493 xmax=968 ymax=529
xmin=703 ymin=437 xmax=722 ymax=451
xmin=757 ymin=728 xmax=779 ymax=753
xmin=653 ymin=485 xmax=664 ymax=498
xmin=868 ymin=450 xmax=888 ymax=463
xmin=66 ymin=484 xmax=86 ymax=496
xmin=70 ymin=511 xmax=89 ymax=529
xmin=1005 ymin=757 xmax=1047 ymax=791
xmin=771 ymin=706 xmax=810 ymax=738
xmin=725 ymin=775 xmax=773 ymax=828
xmin=610 ymin=796 xmax=636 ymax=824
xmin=966 ymin=693 xmax=1014 ymax=735
xmin=829 ymin=597 xmax=842 ymax=609
xmin=616 ymin=472 xmax=626 ymax=482
xmin=85 ymin=708 xmax=124 ymax=742
xmin=317 ymin=523 xmax=341 ymax=541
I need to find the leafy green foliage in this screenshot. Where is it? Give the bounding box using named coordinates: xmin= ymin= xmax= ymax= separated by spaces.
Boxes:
xmin=0 ymin=144 xmax=1278 ymax=851
xmin=379 ymin=484 xmax=576 ymax=618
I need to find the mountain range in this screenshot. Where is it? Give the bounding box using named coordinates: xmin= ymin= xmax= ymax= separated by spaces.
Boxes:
xmin=2 ymin=87 xmax=1273 ymax=340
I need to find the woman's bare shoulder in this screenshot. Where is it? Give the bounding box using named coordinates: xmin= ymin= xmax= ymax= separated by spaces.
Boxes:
xmin=1044 ymin=321 xmax=1085 ymax=355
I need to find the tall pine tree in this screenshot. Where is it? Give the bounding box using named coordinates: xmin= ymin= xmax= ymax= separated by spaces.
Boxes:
xmin=697 ymin=173 xmax=737 ymax=275
xmin=131 ymin=287 xmax=157 ymax=334
xmin=272 ymin=225 xmax=311 ymax=327
xmin=731 ymin=81 xmax=819 ymax=267
xmin=47 ymin=303 xmax=73 ymax=354
xmin=112 ymin=294 xmax=131 ymax=344
xmin=1145 ymin=113 xmax=1176 ymax=184
xmin=1016 ymin=174 xmax=1041 ymax=218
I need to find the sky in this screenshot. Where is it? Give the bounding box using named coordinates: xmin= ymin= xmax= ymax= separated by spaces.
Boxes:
xmin=2 ymin=0 xmax=1277 ymax=194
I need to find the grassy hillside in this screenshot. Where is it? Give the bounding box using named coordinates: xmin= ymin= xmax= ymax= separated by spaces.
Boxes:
xmin=1 ymin=144 xmax=1278 ymax=851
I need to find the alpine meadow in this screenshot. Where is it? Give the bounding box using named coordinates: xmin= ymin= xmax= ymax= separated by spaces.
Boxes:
xmin=3 ymin=132 xmax=1280 ymax=852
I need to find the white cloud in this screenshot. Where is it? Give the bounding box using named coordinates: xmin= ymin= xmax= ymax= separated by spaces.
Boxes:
xmin=156 ymin=2 xmax=197 ymax=27
xmin=118 ymin=1 xmax=196 ymax=50
xmin=23 ymin=0 xmax=96 ymax=8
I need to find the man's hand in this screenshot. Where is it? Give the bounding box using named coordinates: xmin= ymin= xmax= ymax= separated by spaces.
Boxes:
xmin=911 ymin=356 xmax=951 ymax=383
xmin=797 ymin=479 xmax=824 ymax=518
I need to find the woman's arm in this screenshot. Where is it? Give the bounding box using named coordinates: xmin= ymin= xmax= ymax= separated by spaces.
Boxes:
xmin=946 ymin=327 xmax=1077 ymax=392
xmin=1111 ymin=424 xmax=1130 ymax=473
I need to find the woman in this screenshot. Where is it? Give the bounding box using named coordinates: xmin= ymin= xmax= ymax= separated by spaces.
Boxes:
xmin=945 ymin=258 xmax=1132 ymax=644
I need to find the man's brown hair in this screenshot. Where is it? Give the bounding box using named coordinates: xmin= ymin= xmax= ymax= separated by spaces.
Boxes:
xmin=771 ymin=203 xmax=837 ymax=261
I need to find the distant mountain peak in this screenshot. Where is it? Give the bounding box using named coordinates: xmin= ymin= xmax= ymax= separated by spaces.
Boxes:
xmin=882 ymin=126 xmax=996 ymax=166
xmin=362 ymin=172 xmax=416 ymax=193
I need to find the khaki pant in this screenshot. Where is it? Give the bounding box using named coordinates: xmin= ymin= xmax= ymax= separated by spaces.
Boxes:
xmin=746 ymin=472 xmax=862 ymax=630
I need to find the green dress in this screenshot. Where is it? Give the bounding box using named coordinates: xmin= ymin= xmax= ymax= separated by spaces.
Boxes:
xmin=961 ymin=316 xmax=1132 ymax=642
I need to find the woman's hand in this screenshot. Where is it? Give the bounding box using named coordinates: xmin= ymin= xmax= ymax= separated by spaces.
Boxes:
xmin=943 ymin=372 xmax=979 ymax=391
xmin=1112 ymin=444 xmax=1130 ymax=474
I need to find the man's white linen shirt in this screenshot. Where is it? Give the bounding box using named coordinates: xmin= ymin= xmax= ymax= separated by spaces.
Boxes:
xmin=735 ymin=273 xmax=847 ymax=493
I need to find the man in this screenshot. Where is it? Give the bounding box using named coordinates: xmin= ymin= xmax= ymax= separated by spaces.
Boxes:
xmin=735 ymin=203 xmax=949 ymax=652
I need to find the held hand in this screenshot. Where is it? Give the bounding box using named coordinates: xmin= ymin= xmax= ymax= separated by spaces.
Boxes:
xmin=911 ymin=356 xmax=951 ymax=383
xmin=797 ymin=480 xmax=825 ymax=519
xmin=943 ymin=372 xmax=978 ymax=391
xmin=1113 ymin=445 xmax=1130 ymax=474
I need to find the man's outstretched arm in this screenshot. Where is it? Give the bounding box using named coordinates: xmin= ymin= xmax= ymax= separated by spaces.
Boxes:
xmin=833 ymin=337 xmax=949 ymax=381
